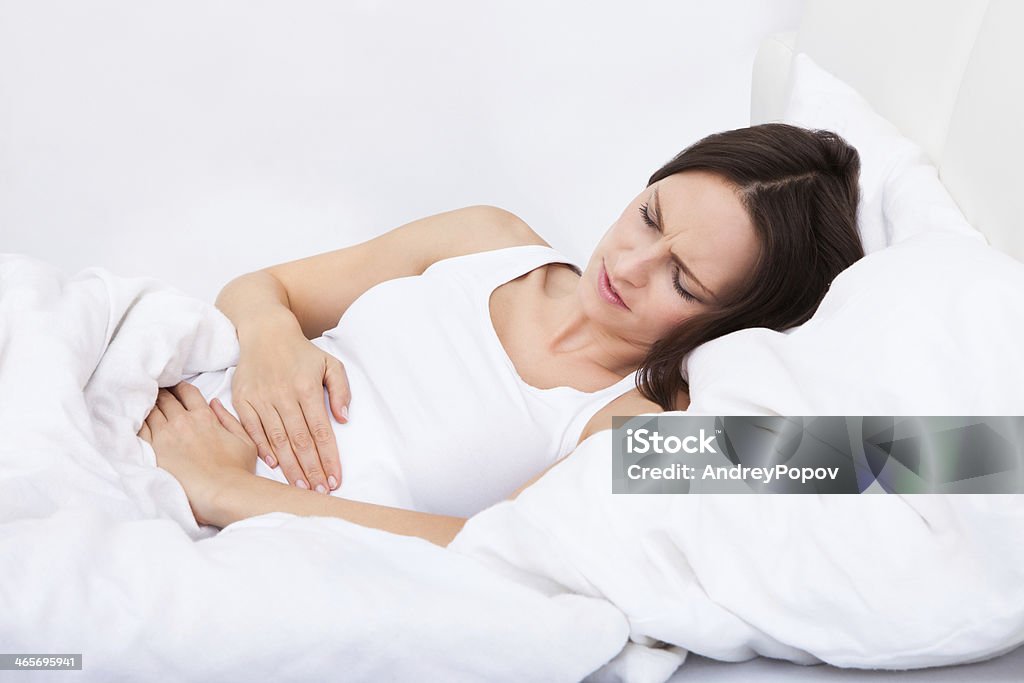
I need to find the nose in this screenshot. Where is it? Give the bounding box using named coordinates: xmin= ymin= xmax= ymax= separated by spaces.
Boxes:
xmin=612 ymin=241 xmax=663 ymax=288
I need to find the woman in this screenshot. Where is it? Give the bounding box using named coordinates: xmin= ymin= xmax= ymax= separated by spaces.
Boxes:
xmin=138 ymin=124 xmax=864 ymax=546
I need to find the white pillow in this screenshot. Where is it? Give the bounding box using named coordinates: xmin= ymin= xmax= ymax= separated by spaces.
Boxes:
xmin=685 ymin=228 xmax=1024 ymax=415
xmin=782 ymin=52 xmax=986 ymax=254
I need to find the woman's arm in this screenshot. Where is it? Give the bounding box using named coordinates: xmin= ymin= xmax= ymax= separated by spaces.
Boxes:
xmin=213 ymin=205 xmax=546 ymax=492
xmin=203 ymin=385 xmax=686 ymax=545
xmin=142 ymin=383 xmax=468 ymax=547
xmin=219 ymin=205 xmax=543 ymax=341
xmin=208 ymin=472 xmax=466 ymax=547
xmin=215 ymin=271 xmax=308 ymax=351
xmin=145 ymin=382 xmax=682 ymax=549
xmin=215 ymin=273 xmax=351 ymax=493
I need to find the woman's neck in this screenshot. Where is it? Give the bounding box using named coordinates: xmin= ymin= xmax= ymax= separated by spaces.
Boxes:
xmin=540 ymin=273 xmax=646 ymax=378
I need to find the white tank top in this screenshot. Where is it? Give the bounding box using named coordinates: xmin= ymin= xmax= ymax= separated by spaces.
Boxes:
xmin=187 ymin=244 xmax=638 ymax=517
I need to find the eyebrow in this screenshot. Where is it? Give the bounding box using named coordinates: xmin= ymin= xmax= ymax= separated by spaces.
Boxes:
xmin=652 ymin=186 xmax=717 ymax=302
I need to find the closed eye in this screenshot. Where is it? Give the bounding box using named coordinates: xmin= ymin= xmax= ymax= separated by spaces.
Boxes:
xmin=638 ymin=203 xmax=658 ymax=229
xmin=638 ymin=203 xmax=699 ymax=303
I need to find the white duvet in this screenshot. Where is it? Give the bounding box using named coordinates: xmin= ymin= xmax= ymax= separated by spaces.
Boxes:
xmin=0 ymin=254 xmax=631 ymax=682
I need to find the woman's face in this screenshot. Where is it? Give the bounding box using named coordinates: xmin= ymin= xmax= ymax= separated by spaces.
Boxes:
xmin=581 ymin=170 xmax=760 ymax=347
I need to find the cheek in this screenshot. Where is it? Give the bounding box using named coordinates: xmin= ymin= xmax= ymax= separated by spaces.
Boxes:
xmin=645 ymin=289 xmax=693 ymax=336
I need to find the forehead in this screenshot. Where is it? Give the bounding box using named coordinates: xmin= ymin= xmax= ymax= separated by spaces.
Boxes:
xmin=652 ymin=171 xmax=760 ymax=292
xmin=654 ymin=171 xmax=752 ymax=242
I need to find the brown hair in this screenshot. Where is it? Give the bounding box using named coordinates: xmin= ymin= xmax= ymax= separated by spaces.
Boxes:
xmin=637 ymin=123 xmax=864 ymax=409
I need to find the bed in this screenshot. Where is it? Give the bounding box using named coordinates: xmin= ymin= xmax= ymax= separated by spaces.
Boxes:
xmin=2 ymin=1 xmax=1023 ymax=681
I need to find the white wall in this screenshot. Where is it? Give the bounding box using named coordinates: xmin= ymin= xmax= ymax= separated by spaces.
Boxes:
xmin=1 ymin=0 xmax=804 ymax=302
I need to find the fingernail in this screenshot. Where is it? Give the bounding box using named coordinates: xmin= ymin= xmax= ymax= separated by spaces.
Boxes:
xmin=340 ymin=405 xmax=349 ymax=422
xmin=296 ymin=479 xmax=308 ymax=490
xmin=267 ymin=455 xmax=277 ymax=468
xmin=315 ymin=484 xmax=327 ymax=494
xmin=328 ymin=475 xmax=338 ymax=489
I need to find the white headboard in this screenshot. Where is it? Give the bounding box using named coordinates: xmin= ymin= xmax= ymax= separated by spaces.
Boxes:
xmin=750 ymin=0 xmax=1023 ymax=263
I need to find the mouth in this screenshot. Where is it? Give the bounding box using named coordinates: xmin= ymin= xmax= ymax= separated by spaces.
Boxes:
xmin=599 ymin=261 xmax=629 ymax=310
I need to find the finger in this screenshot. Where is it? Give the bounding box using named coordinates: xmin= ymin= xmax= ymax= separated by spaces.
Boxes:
xmin=298 ymin=393 xmax=341 ymax=490
xmin=155 ymin=388 xmax=187 ymax=419
xmin=138 ymin=422 xmax=152 ymax=443
xmin=170 ymin=381 xmax=208 ymax=412
xmin=276 ymin=402 xmax=328 ymax=494
xmin=236 ymin=401 xmax=277 ymax=467
xmin=323 ymin=360 xmax=351 ymax=424
xmin=261 ymin=404 xmax=306 ymax=489
xmin=211 ymin=398 xmax=254 ymax=445
xmin=145 ymin=398 xmax=167 ymax=427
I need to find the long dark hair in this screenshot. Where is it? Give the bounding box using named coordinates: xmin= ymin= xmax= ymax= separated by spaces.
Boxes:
xmin=637 ymin=123 xmax=864 ymax=410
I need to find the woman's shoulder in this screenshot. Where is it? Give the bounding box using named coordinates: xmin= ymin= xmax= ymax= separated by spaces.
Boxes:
xmin=419 ymin=205 xmax=561 ymax=273
xmin=452 ymin=205 xmax=551 ymax=252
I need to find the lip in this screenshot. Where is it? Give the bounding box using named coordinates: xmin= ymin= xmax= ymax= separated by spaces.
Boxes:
xmin=599 ymin=261 xmax=629 ymax=310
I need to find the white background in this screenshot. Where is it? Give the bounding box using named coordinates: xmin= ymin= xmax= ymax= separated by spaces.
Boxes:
xmin=2 ymin=0 xmax=803 ymax=302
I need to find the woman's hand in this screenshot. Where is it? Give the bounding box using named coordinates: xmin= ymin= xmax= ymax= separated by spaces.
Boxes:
xmin=231 ymin=336 xmax=350 ymax=494
xmin=138 ymin=382 xmax=258 ymax=526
